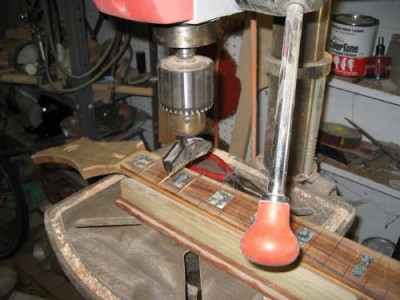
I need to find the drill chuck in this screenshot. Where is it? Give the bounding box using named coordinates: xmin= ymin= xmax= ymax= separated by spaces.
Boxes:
xmin=158 ymin=55 xmax=214 ymax=116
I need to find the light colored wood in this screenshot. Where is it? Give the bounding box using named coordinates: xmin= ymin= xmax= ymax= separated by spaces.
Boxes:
xmin=229 ymin=14 xmax=252 ymax=159
xmin=31 ymin=137 xmax=145 ymax=179
xmin=257 ymin=14 xmax=273 ymax=89
xmin=228 ymin=13 xmax=273 ymax=158
xmin=0 ymin=72 xmax=154 ymax=96
xmin=32 ymin=139 xmax=354 ymax=234
xmin=118 ymin=178 xmax=358 ymax=300
xmin=0 ymin=73 xmax=38 ymax=85
xmin=91 ymin=82 xmax=154 ymax=96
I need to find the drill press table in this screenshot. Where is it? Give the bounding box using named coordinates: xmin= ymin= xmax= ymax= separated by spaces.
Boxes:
xmin=45 ymin=175 xmax=263 ymax=299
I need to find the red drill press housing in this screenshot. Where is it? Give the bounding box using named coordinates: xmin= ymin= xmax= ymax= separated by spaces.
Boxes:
xmin=92 ymin=0 xmax=193 ymax=24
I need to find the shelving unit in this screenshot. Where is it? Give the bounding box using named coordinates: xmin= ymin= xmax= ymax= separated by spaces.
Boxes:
xmin=320 ymin=75 xmax=400 ymax=246
xmin=322 ymin=76 xmax=400 ymax=145
xmin=328 ymin=76 xmax=400 ymax=106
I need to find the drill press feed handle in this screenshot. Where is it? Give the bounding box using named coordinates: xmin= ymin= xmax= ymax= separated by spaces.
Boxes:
xmin=240 ymin=200 xmax=300 ymax=266
xmin=90 ymin=0 xmax=326 ymax=268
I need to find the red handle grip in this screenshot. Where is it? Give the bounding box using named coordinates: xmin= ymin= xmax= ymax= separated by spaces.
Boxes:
xmin=240 ymin=201 xmax=299 ymax=266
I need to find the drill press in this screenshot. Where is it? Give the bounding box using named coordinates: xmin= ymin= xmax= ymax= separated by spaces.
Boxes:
xmin=91 ymin=0 xmax=328 ymax=266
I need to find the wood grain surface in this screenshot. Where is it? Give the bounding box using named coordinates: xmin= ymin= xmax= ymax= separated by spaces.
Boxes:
xmin=33 ymin=138 xmax=400 ymax=299
xmin=31 ymin=138 xmax=146 ymax=179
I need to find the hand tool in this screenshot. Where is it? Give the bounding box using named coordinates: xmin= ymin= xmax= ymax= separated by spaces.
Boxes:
xmin=345 ymin=118 xmax=400 ymax=168
xmin=189 ymin=152 xmax=234 ymax=183
xmin=241 ymin=3 xmax=304 ymax=266
xmin=190 ymin=153 xmax=315 ymax=216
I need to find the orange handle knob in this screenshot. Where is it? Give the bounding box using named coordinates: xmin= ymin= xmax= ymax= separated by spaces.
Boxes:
xmin=240 ymin=201 xmax=299 ymax=266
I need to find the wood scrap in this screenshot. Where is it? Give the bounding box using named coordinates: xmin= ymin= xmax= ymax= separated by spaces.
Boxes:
xmin=257 ymin=14 xmax=273 ymax=89
xmin=229 ymin=14 xmax=252 ymax=159
xmin=0 ymin=73 xmax=38 ymax=85
xmin=32 ymin=138 xmax=145 ymax=178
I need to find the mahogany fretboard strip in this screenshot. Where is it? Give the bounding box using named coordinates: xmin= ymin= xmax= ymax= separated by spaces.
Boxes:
xmin=158 ymin=168 xmax=200 ymax=194
xmin=380 ymin=255 xmax=400 ymax=300
xmin=324 ymin=238 xmax=360 ymax=279
xmin=178 ymin=175 xmax=222 ymax=209
xmin=139 ymin=160 xmax=169 ymax=185
xmin=296 ymin=226 xmax=340 ymax=270
xmin=364 ymin=257 xmax=389 ymax=299
xmin=219 ymin=187 xmax=258 ymax=231
xmin=343 ymin=242 xmax=380 ymax=288
xmin=122 ymin=151 xmax=160 ymax=175
xmin=291 ymin=222 xmax=400 ymax=298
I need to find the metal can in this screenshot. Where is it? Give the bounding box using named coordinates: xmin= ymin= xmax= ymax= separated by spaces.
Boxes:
xmin=328 ymin=14 xmax=379 ymax=77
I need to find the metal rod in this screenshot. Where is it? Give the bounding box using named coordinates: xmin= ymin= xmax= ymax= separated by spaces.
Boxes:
xmin=264 ymin=1 xmax=331 ymax=178
xmin=345 ymin=118 xmax=400 ymax=167
xmin=251 ymin=13 xmax=258 ymax=161
xmin=62 ymin=0 xmax=96 ymax=139
xmin=267 ymin=3 xmax=304 ymax=198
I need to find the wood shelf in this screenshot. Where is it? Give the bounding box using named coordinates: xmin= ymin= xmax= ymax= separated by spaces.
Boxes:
xmin=327 ymin=75 xmax=400 ymax=106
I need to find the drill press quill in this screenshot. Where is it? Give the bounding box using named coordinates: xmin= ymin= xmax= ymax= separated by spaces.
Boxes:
xmin=153 ymin=23 xmax=216 ymax=173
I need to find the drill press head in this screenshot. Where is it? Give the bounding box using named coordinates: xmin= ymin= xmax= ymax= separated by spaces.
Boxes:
xmin=153 ymin=22 xmax=216 ymax=173
xmin=91 ymin=0 xmax=327 ymax=174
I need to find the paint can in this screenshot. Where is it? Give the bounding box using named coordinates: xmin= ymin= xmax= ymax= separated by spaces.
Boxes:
xmin=328 ymin=14 xmax=379 ymax=77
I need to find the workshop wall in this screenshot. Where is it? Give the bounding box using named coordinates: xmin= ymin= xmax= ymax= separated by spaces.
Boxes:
xmin=322 ymin=0 xmax=400 ymax=144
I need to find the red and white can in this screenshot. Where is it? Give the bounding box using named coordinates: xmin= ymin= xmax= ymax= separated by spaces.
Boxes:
xmin=328 ymin=14 xmax=379 ymax=77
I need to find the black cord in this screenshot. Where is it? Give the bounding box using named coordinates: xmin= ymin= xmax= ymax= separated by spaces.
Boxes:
xmin=107 ymin=21 xmax=124 ymax=103
xmin=40 ymin=0 xmax=119 ymax=80
xmin=44 ymin=33 xmax=131 ymax=93
xmin=48 ymin=0 xmax=61 ymax=47
xmin=1 ymin=87 xmax=14 ymax=151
